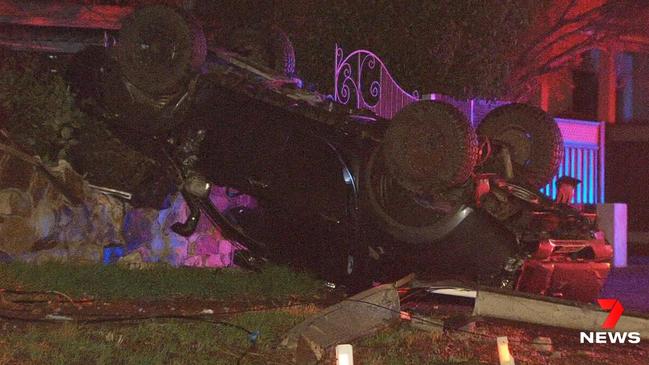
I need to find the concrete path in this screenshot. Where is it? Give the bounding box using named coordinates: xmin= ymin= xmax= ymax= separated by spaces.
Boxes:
xmin=600 ymin=260 xmax=649 ymax=313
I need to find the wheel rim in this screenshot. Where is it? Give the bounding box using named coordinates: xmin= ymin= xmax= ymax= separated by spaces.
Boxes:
xmin=133 ymin=22 xmax=182 ymax=74
xmin=495 ymin=126 xmax=532 ymax=167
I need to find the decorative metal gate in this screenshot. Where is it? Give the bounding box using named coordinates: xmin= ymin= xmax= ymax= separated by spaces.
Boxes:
xmin=334 ymin=45 xmax=419 ymax=119
xmin=333 ymin=46 xmax=605 ymax=203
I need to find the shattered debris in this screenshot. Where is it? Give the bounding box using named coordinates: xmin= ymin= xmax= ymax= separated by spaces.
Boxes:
xmin=531 ymin=336 xmax=553 ymax=354
xmin=473 ymin=288 xmax=649 ymax=339
xmin=282 ymin=282 xmax=401 ymax=361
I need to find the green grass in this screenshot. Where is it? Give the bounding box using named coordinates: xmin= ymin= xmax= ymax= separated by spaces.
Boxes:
xmin=0 ymin=309 xmax=309 ymax=365
xmin=0 ymin=262 xmax=324 ymax=364
xmin=0 ymin=314 xmax=484 ymax=365
xmin=0 ymin=262 xmax=322 ymax=301
xmin=0 ymin=261 xmax=487 ymax=364
xmin=356 ymin=327 xmax=483 ymax=365
xmin=1 ymin=262 xmax=635 ymax=365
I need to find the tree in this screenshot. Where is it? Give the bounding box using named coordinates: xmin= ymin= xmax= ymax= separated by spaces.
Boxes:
xmin=196 ymin=0 xmax=539 ymax=99
xmin=506 ymin=0 xmax=649 ymax=100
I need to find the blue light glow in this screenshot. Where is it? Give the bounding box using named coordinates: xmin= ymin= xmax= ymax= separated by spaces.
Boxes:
xmin=540 ymin=145 xmax=600 ymax=204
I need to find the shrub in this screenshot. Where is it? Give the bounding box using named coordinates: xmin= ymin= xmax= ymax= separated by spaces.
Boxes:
xmin=0 ymin=51 xmax=86 ymax=162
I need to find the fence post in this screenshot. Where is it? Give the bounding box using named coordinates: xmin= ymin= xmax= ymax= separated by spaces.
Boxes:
xmin=597 ymin=203 xmax=628 ymax=268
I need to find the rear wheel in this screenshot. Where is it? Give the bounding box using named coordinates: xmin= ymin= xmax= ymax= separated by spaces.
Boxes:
xmin=382 ymin=101 xmax=478 ymax=195
xmin=117 ymin=5 xmax=206 ymax=94
xmin=99 ymin=53 xmax=195 ymax=135
xmin=364 ymin=146 xmax=473 ymax=244
xmin=477 ymin=103 xmax=563 ymax=188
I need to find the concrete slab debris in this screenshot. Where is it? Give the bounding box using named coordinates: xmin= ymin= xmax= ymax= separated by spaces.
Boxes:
xmin=427 ymin=287 xmax=477 ymax=299
xmin=473 ymin=288 xmax=649 ymax=339
xmin=531 ymin=336 xmax=553 ymax=353
xmin=281 ymin=283 xmax=401 ymax=361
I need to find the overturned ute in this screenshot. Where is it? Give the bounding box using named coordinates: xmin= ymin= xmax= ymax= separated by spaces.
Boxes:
xmin=31 ymin=5 xmax=607 ymax=293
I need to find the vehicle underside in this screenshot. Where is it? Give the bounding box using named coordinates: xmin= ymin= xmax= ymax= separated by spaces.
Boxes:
xmin=3 ymin=5 xmax=612 ymax=298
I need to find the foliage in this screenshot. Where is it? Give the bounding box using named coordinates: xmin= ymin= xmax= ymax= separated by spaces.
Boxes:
xmin=196 ymin=0 xmax=541 ymax=99
xmin=507 ymin=0 xmax=649 ymax=100
xmin=0 ymin=51 xmax=87 ymax=162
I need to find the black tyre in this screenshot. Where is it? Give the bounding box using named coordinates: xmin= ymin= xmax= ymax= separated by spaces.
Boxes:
xmin=117 ymin=6 xmax=206 ymax=94
xmin=477 ymin=103 xmax=563 ymax=188
xmin=99 ymin=53 xmax=194 ymax=135
xmin=382 ymin=101 xmax=479 ymax=195
xmin=364 ymin=146 xmax=474 ymax=244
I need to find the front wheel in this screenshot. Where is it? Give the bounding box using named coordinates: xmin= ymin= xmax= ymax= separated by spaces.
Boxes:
xmin=477 ymin=104 xmax=563 ymax=189
xmin=117 ymin=5 xmax=206 ymax=94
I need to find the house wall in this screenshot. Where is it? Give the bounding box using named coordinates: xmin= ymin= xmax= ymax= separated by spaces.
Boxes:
xmin=631 ymin=53 xmax=649 ymax=123
xmin=544 ymin=68 xmax=576 ymax=118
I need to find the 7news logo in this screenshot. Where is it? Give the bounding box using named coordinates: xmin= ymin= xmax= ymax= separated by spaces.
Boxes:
xmin=580 ymin=299 xmax=641 ymax=344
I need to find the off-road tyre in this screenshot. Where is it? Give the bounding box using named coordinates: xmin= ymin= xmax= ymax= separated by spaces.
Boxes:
xmin=364 ymin=146 xmax=473 ymax=244
xmin=477 ymin=103 xmax=563 ymax=189
xmin=382 ymin=101 xmax=479 ymax=195
xmin=117 ymin=5 xmax=206 ymax=94
xmin=99 ymin=52 xmax=195 ymax=135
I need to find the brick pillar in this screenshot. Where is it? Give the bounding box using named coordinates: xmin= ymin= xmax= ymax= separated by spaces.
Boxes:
xmin=597 ymin=203 xmax=628 ymax=268
xmin=598 ymin=47 xmax=618 ymax=124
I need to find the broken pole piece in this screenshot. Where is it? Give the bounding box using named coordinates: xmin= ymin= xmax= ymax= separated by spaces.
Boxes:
xmin=531 ymin=337 xmax=553 ymax=353
xmin=596 ymin=203 xmax=628 ymax=268
xmin=497 ymin=337 xmax=515 ymax=365
xmin=473 ymin=288 xmax=649 ymax=339
xmin=281 ymin=283 xmax=400 ymax=360
xmin=427 ymin=287 xmax=477 ymax=299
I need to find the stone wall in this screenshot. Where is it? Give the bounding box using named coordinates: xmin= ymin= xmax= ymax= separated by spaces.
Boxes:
xmin=0 ymin=151 xmax=126 ymax=262
xmin=0 ymin=149 xmax=254 ymax=268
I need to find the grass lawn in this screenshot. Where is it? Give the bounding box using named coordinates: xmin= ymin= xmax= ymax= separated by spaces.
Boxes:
xmin=0 ymin=262 xmax=482 ymax=364
xmin=0 ymin=262 xmax=322 ymax=301
xmin=0 ymin=263 xmax=324 ymax=364
xmin=1 ymin=262 xmax=645 ymax=364
xmin=0 ymin=314 xmax=492 ymax=365
xmin=0 ymin=311 xmax=308 ymax=365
